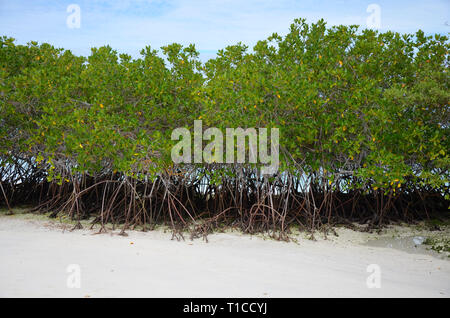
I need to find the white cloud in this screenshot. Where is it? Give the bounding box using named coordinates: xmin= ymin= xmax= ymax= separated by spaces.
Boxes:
xmin=1 ymin=0 xmax=448 ymax=60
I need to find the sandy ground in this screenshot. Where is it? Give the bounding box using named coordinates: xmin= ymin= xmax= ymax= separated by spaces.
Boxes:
xmin=0 ymin=214 xmax=449 ymax=298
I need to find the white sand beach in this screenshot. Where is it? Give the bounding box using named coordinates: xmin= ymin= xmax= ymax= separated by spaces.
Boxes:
xmin=0 ymin=215 xmax=448 ymax=298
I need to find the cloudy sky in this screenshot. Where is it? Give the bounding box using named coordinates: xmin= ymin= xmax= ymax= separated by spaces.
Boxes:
xmin=1 ymin=0 xmax=449 ymax=60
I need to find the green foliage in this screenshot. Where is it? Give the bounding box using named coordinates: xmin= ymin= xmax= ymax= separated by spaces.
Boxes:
xmin=423 ymin=237 xmax=450 ymax=254
xmin=1 ymin=18 xmax=449 ymax=195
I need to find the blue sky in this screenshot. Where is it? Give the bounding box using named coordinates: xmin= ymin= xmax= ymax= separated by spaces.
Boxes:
xmin=1 ymin=0 xmax=449 ymax=61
